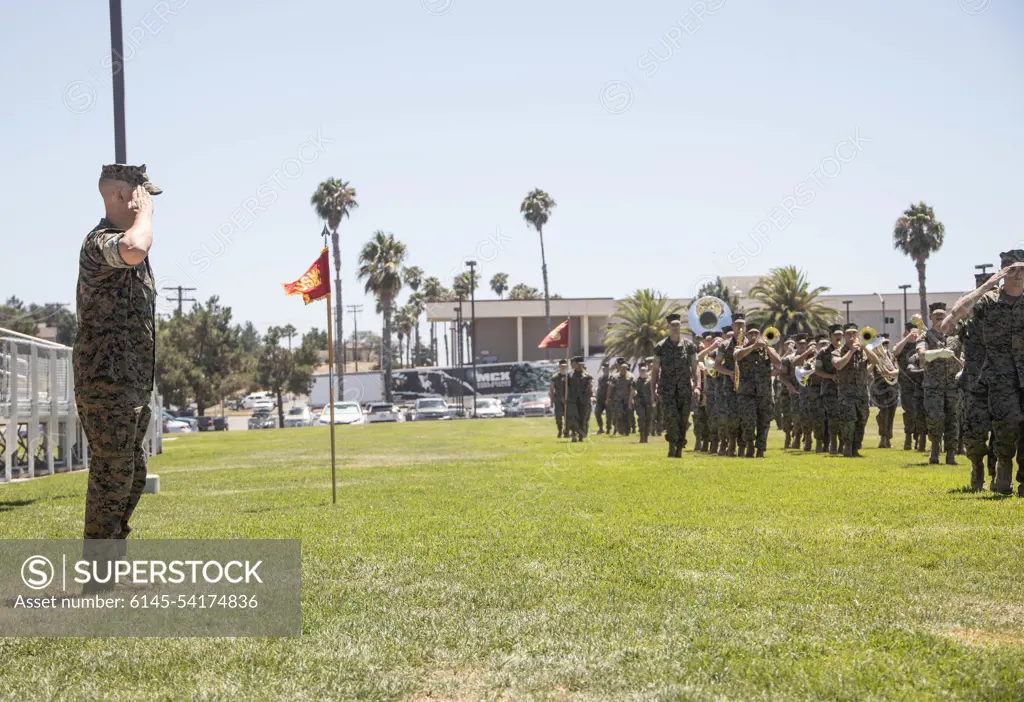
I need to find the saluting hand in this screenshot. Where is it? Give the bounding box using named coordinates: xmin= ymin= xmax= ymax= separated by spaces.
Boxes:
xmin=129 ymin=185 xmax=153 ymax=217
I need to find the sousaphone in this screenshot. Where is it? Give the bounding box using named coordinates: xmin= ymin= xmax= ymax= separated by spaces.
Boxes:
xmin=687 ymin=296 xmax=733 ymax=335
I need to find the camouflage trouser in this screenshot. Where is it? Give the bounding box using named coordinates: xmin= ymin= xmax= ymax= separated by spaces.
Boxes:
xmin=76 ymin=383 xmax=152 ymax=540
xmin=706 ymin=393 xmax=719 ymax=440
xmin=660 ymin=385 xmax=692 ymax=447
xmin=693 ymin=404 xmax=709 ymax=444
xmin=899 ymin=380 xmax=925 ymax=440
xmin=779 ymin=392 xmax=793 ymax=433
xmin=719 ymin=387 xmax=740 ymax=443
xmin=612 ymin=399 xmax=632 ymax=435
xmin=553 ymin=399 xmax=565 ymax=433
xmin=635 ymin=402 xmax=653 ymax=436
xmin=823 ymin=391 xmax=841 ymax=440
xmin=566 ymin=398 xmax=589 ymax=438
xmin=807 ymin=390 xmax=826 ymax=443
xmin=924 ymin=387 xmax=959 ymax=451
xmin=791 ymin=392 xmax=807 ymax=436
xmin=962 ymin=387 xmax=992 ymax=465
xmin=594 ymin=396 xmax=608 ymax=430
xmin=875 ymin=405 xmax=896 ymax=440
xmin=988 ymin=380 xmax=1023 ymax=480
xmin=737 ymin=392 xmax=774 ymax=451
xmin=839 ymin=393 xmax=869 ymax=452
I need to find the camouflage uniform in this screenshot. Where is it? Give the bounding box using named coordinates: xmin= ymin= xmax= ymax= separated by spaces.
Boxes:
xmin=817 ymin=346 xmax=841 ymax=454
xmin=918 ymin=329 xmax=961 ymax=459
xmin=653 ymin=336 xmax=697 ymax=454
xmin=778 ymin=353 xmax=795 ymax=442
xmin=972 ymin=289 xmax=1024 ymax=493
xmin=609 ymin=370 xmax=636 ymax=436
xmin=549 ymin=370 xmax=567 ymax=437
xmin=692 ymin=365 xmax=709 ymax=450
xmin=957 ymin=316 xmax=993 ymax=486
xmin=805 ymin=357 xmax=826 ymax=451
xmin=836 ymin=345 xmax=870 ymax=456
xmin=566 ymin=366 xmax=594 ymax=441
xmin=717 ymin=337 xmax=741 ymax=454
xmin=896 ymin=341 xmax=925 ymax=449
xmin=73 ymin=218 xmax=156 ymax=540
xmin=594 ymin=370 xmax=610 ymax=433
xmin=736 ymin=346 xmax=774 ymax=455
xmin=634 ymin=374 xmax=654 ymax=443
xmin=704 ymin=349 xmax=720 ymax=452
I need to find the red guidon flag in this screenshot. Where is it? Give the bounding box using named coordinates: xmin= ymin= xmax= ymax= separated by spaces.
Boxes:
xmin=538 ymin=319 xmax=570 ymax=349
xmin=283 ymin=248 xmax=331 ymax=304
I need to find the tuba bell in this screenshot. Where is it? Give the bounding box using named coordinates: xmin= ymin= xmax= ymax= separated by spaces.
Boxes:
xmin=859 ymin=326 xmax=884 ymax=350
xmin=687 ymin=296 xmax=733 ymax=335
xmin=795 ymin=364 xmax=814 ymax=387
xmin=763 ymin=326 xmax=781 ymax=346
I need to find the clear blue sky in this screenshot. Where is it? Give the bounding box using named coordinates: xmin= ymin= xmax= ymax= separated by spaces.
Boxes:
xmin=2 ymin=0 xmax=1021 ymax=336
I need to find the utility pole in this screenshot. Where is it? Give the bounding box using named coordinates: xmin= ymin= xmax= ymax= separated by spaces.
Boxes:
xmin=163 ymin=285 xmax=197 ymax=315
xmin=347 ymin=305 xmax=363 ymax=372
xmin=899 ymin=284 xmax=912 ymax=328
xmin=465 ymin=260 xmax=478 ymax=405
xmin=842 ymin=300 xmax=853 ymax=324
xmin=874 ymin=293 xmax=886 ymax=335
xmin=975 ymin=263 xmax=994 ymax=277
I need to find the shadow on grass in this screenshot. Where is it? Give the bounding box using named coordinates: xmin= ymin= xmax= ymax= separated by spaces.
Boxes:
xmin=0 ymin=499 xmax=38 ymax=513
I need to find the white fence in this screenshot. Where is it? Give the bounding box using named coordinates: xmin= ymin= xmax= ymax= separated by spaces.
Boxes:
xmin=0 ymin=327 xmax=162 ymax=483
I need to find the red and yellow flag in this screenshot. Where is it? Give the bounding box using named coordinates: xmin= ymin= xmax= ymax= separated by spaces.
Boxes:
xmin=283 ymin=248 xmax=331 ymax=304
xmin=538 ymin=319 xmax=570 ymax=349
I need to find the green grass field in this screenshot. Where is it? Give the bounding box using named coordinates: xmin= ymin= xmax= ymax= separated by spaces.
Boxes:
xmin=1 ymin=414 xmax=1023 ymax=701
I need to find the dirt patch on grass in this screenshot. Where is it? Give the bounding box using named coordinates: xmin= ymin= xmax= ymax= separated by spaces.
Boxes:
xmin=944 ymin=628 xmax=1024 ymax=647
xmin=408 ymin=666 xmax=516 ymax=702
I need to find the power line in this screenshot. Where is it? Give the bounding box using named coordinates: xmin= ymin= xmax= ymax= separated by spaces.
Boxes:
xmin=163 ymin=286 xmax=197 ymax=315
xmin=347 ymin=305 xmax=363 ymax=371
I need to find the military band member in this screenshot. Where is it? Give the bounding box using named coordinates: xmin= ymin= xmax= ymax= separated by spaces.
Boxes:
xmin=565 ymin=356 xmax=594 ymax=442
xmin=651 ymin=313 xmax=699 ymax=458
xmin=893 ymin=322 xmax=926 ymax=451
xmin=714 ymin=315 xmax=746 ymax=457
xmin=692 ymin=331 xmax=716 ymax=451
xmin=548 ymin=359 xmax=569 ymax=438
xmin=938 ymin=253 xmax=1024 ymax=494
xmin=870 ymin=334 xmax=900 ymax=448
xmin=609 ymin=357 xmax=636 ymax=436
xmin=953 ymin=272 xmax=996 ymax=489
xmin=778 ymin=344 xmax=796 ymax=448
xmin=817 ymin=325 xmax=843 ymax=455
xmin=634 ymin=362 xmax=654 ymax=443
xmin=791 ymin=335 xmax=817 ymax=452
xmin=704 ymin=332 xmax=725 ymax=453
xmin=835 ymin=323 xmax=896 ymax=457
xmin=807 ymin=334 xmax=829 ymax=452
xmin=594 ymin=360 xmax=611 ymax=434
xmin=733 ymin=325 xmax=782 ymax=458
xmin=917 ymin=302 xmax=962 ymax=465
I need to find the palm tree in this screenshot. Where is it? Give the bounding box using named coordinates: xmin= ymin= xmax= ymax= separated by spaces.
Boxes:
xmin=603 ymin=289 xmax=683 ymax=365
xmin=406 ymin=292 xmax=426 ymax=366
xmin=893 ymin=202 xmax=945 ymax=321
xmin=746 ymin=266 xmax=838 ymax=338
xmin=521 ymin=188 xmax=556 ymax=339
xmin=490 ymin=273 xmax=509 ymax=299
xmin=357 ymin=231 xmax=407 ymax=402
xmin=452 ymin=270 xmax=479 ymax=300
xmin=508 ymin=284 xmax=542 ymax=300
xmin=395 ymin=305 xmax=416 ymax=367
xmin=310 ymin=178 xmax=358 ymax=397
xmin=421 ymin=276 xmax=446 ymax=365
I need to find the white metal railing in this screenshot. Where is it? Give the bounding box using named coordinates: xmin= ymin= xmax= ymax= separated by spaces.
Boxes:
xmin=0 ymin=327 xmax=162 ymax=483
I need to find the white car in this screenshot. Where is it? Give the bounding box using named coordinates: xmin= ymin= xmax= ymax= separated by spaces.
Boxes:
xmin=365 ymin=403 xmax=404 ymax=423
xmin=471 ymin=397 xmax=504 ymax=419
xmin=283 ymin=406 xmax=313 ymax=427
xmin=162 ymin=411 xmax=193 ymax=434
xmin=242 ymin=392 xmax=274 ymax=410
xmin=410 ymin=398 xmax=450 ymax=421
xmin=251 ymin=398 xmax=275 ymax=412
xmin=317 ymin=402 xmax=365 ymax=425
xmin=518 ymin=392 xmax=553 ymax=417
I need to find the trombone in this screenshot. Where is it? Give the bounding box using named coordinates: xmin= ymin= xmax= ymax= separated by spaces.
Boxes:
xmin=859 ymin=327 xmax=898 ymax=385
xmin=763 ymin=326 xmax=781 ymax=346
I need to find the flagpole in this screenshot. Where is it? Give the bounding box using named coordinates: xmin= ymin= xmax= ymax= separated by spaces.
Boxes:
xmin=325 ymin=293 xmax=338 ymax=505
xmin=564 ymin=313 xmax=570 ymax=439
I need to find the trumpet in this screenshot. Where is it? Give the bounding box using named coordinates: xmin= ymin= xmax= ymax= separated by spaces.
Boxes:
xmin=763 ymin=326 xmax=781 ymax=346
xmin=859 ymin=326 xmax=885 ymax=351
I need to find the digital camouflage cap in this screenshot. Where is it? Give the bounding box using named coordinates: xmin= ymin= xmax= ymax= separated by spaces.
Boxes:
xmin=100 ymin=163 xmax=162 ymax=195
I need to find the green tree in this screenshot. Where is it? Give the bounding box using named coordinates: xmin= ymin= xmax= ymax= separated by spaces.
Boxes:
xmin=357 ymin=231 xmax=408 ymax=402
xmin=0 ymin=297 xmax=39 ymax=336
xmin=257 ymin=327 xmax=316 ymax=428
xmin=310 ymin=178 xmax=358 ymax=397
xmin=746 ymin=266 xmax=838 ymax=338
xmin=893 ymin=201 xmax=945 ymax=321
xmin=521 ymin=188 xmax=556 ymax=336
xmin=452 ymin=270 xmax=479 ymax=299
xmin=490 ymin=272 xmax=509 ymax=299
xmin=603 ymin=289 xmax=683 ymax=365
xmin=508 ymin=284 xmax=541 ymax=300
xmin=302 ymin=327 xmax=329 ymax=351
xmin=237 ymin=321 xmax=262 ymax=353
xmin=421 ymin=276 xmax=446 ymax=364
xmin=695 ymin=277 xmax=744 ymax=316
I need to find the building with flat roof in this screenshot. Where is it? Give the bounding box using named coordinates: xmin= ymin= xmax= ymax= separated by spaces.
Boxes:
xmin=425 ymin=276 xmax=968 ymax=364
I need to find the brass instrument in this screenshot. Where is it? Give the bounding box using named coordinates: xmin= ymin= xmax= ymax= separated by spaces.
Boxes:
xmin=861 ymin=330 xmax=898 ymax=385
xmin=795 ymin=364 xmax=814 ymax=387
xmin=763 ymin=326 xmax=781 ymax=346
xmin=910 ymin=313 xmax=926 ymax=331
xmin=859 ymin=326 xmax=885 ymax=351
xmin=703 ymin=355 xmax=716 ymax=377
xmin=687 ymin=296 xmax=733 ymax=335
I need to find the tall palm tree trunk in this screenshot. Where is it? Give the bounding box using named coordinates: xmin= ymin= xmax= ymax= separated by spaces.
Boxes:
xmin=538 ymin=225 xmax=552 ymax=359
xmin=915 ymin=258 xmax=928 ymax=322
xmin=383 ymin=300 xmax=394 ymax=403
xmin=331 ymin=229 xmax=345 ymax=399
xmin=414 ymin=324 xmax=421 ymax=367
xmin=443 ymin=326 xmax=449 ymax=366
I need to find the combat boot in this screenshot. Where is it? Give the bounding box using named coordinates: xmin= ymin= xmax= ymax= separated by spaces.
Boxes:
xmin=929 ymin=443 xmax=940 ymax=465
xmin=784 ymin=432 xmax=791 ymax=449
xmin=843 ymin=442 xmax=853 ymax=458
xmin=946 ymin=450 xmax=958 ymax=466
xmin=991 ymin=459 xmax=1014 ymax=495
xmin=674 ymin=444 xmax=683 ymax=458
xmin=709 ymin=439 xmax=719 ymax=454
xmin=803 ymin=434 xmax=813 ymax=452
xmin=969 ymin=459 xmax=985 ymax=491
xmin=903 ymin=434 xmax=913 ymax=451
xmin=667 ymin=443 xmax=675 ymax=457
xmin=755 ymin=448 xmax=765 ymax=458
xmin=744 ymin=442 xmax=755 ymax=458
xmin=917 ymin=434 xmax=927 ymax=452
xmin=557 ymin=429 xmax=563 ymax=439
xmin=792 ymin=431 xmax=801 ymax=450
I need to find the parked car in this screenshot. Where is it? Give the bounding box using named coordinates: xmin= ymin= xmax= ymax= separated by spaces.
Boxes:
xmin=167 ymin=410 xmax=198 ymax=431
xmin=316 ymin=402 xmax=365 ymax=425
xmin=283 ymin=406 xmax=313 ymax=428
xmin=502 ymin=394 xmax=524 ymax=417
xmin=365 ymin=403 xmax=404 ymax=423
xmin=471 ymin=397 xmax=504 ymax=419
xmin=162 ymin=411 xmax=193 ymax=434
xmin=518 ymin=392 xmax=553 ymax=417
xmin=410 ymin=397 xmax=450 ymax=421
xmin=242 ymin=392 xmax=275 ymax=410
xmin=248 ymin=409 xmax=278 ymax=430
xmin=251 ymin=398 xmax=275 ymax=412
xmin=196 ymin=415 xmax=229 ymax=431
